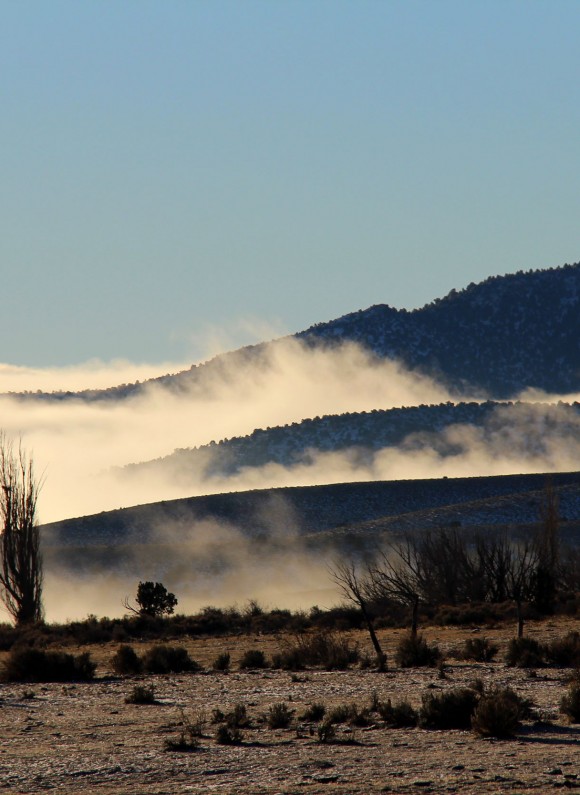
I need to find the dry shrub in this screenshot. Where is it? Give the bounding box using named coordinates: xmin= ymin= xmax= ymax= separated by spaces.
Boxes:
xmin=419 ymin=687 xmax=479 ymax=730
xmin=546 ymin=632 xmax=580 ymax=667
xmin=2 ymin=648 xmax=96 ymax=682
xmin=300 ymin=702 xmax=326 ymax=721
xmin=214 ymin=703 xmax=252 ymax=729
xmin=561 ymin=683 xmax=580 ymax=723
xmin=471 ymin=688 xmax=523 ymax=738
xmin=212 ymin=652 xmax=230 ymax=671
xmin=111 ymin=644 xmax=142 ymax=675
xmin=141 ymin=645 xmax=199 ymax=674
xmin=267 ymin=702 xmax=294 ymax=729
xmin=164 ymin=711 xmax=203 ymax=752
xmin=327 ymin=702 xmax=371 ymax=727
xmin=215 ymin=724 xmax=244 ymax=745
xmin=396 ymin=633 xmax=441 ymax=668
xmin=316 ymin=719 xmax=337 ymax=743
xmin=125 ymin=684 xmax=157 ymax=704
xmin=460 ymin=636 xmax=498 ymax=662
xmin=505 ymin=637 xmax=546 ymax=668
xmin=238 ymin=649 xmax=268 ymax=669
xmin=276 ymin=631 xmax=359 ymax=671
xmin=378 ymin=698 xmax=418 ymax=728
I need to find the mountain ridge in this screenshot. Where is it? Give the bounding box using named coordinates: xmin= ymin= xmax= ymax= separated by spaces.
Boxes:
xmin=8 ymin=261 xmax=580 ymax=402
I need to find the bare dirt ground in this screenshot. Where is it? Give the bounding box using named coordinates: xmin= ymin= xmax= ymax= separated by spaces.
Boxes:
xmin=1 ymin=618 xmax=579 ymax=794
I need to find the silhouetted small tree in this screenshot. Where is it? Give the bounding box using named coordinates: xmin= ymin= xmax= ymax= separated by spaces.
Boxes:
xmin=125 ymin=581 xmax=178 ymax=618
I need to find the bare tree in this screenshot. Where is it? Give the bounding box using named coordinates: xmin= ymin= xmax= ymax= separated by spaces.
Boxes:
xmin=506 ymin=537 xmax=538 ymax=638
xmin=0 ymin=434 xmax=43 ymax=625
xmin=532 ymin=477 xmax=560 ymax=614
xmin=367 ymin=540 xmax=424 ymax=636
xmin=330 ymin=560 xmax=387 ymax=670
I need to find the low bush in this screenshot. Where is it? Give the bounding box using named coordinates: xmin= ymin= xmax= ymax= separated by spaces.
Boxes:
xmin=561 ymin=683 xmax=580 ymax=723
xmin=460 ymin=636 xmax=498 ymax=663
xmin=300 ymin=702 xmax=326 ymax=722
xmin=218 ymin=703 xmax=251 ymax=729
xmin=164 ymin=712 xmax=202 ymax=752
xmin=396 ymin=633 xmax=441 ymax=668
xmin=546 ymin=632 xmax=580 ymax=667
xmin=164 ymin=735 xmax=199 ymax=752
xmin=111 ymin=645 xmax=142 ymax=675
xmin=238 ymin=649 xmax=268 ymax=669
xmin=215 ymin=724 xmax=244 ymax=745
xmin=141 ymin=645 xmax=199 ymax=674
xmin=2 ymin=648 xmax=96 ymax=682
xmin=125 ymin=684 xmax=157 ymax=705
xmin=276 ymin=632 xmax=359 ymax=671
xmin=327 ymin=702 xmax=372 ymax=727
xmin=505 ymin=637 xmax=546 ymax=668
xmin=316 ymin=719 xmax=336 ymax=743
xmin=271 ymin=648 xmax=306 ymax=671
xmin=378 ymin=698 xmax=418 ymax=728
xmin=419 ymin=687 xmax=480 ymax=730
xmin=267 ymin=702 xmax=294 ymax=729
xmin=212 ymin=652 xmax=231 ymax=672
xmin=471 ymin=688 xmax=523 ymax=738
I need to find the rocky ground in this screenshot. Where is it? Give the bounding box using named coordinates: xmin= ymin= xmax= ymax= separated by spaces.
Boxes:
xmin=0 ymin=619 xmax=579 ymax=794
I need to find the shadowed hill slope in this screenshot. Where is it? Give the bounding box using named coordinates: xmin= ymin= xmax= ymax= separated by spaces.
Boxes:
xmin=43 ymin=470 xmax=580 ymax=550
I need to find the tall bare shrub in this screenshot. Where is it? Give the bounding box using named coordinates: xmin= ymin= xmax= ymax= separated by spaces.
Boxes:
xmin=0 ymin=434 xmax=43 ymax=625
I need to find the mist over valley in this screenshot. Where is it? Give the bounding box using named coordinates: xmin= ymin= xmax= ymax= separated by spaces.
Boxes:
xmin=3 ymin=263 xmax=580 ymax=620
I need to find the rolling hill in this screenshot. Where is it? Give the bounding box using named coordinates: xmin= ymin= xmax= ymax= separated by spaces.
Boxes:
xmin=9 ymin=261 xmax=580 ymax=404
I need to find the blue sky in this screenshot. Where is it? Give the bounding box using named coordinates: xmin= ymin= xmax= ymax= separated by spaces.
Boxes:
xmin=2 ymin=0 xmax=579 ymax=367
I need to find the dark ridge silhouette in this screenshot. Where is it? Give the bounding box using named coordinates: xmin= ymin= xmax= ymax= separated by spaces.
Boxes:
xmin=8 ymin=261 xmax=580 ymax=402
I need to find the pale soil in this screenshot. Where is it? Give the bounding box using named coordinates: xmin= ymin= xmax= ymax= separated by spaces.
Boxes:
xmin=1 ymin=619 xmax=579 ymax=794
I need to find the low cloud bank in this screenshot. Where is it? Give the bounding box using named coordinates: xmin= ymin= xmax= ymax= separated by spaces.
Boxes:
xmin=0 ymin=339 xmax=460 ymax=522
xmin=43 ymin=513 xmax=338 ymax=623
xmin=2 ymin=339 xmax=579 ymax=621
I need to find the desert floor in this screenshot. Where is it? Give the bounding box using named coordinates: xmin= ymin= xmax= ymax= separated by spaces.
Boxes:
xmin=0 ymin=618 xmax=579 ymax=794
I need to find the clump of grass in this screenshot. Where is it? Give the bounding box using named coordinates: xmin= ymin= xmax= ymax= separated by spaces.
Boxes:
xmin=471 ymin=688 xmax=523 ymax=738
xmin=505 ymin=637 xmax=545 ymax=668
xmin=141 ymin=645 xmax=199 ymax=674
xmin=111 ymin=645 xmax=142 ymax=675
xmin=460 ymin=636 xmax=498 ymax=663
xmin=125 ymin=684 xmax=157 ymax=704
xmin=419 ymin=687 xmax=480 ymax=730
xmin=212 ymin=652 xmax=231 ymax=672
xmin=395 ymin=633 xmax=441 ymax=668
xmin=378 ymin=698 xmax=418 ymax=728
xmin=238 ymin=649 xmax=268 ymax=669
xmin=561 ymin=683 xmax=580 ymax=723
xmin=2 ymin=648 xmax=96 ymax=682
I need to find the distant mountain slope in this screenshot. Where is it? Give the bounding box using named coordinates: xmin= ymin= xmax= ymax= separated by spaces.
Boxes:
xmin=9 ymin=261 xmax=580 ymax=402
xmin=43 ymin=470 xmax=580 ymax=549
xmin=124 ymin=400 xmax=580 ymax=481
xmin=300 ymin=262 xmax=580 ymax=397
